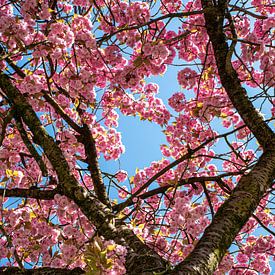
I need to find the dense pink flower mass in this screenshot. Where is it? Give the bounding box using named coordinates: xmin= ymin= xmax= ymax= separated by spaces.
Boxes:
xmin=0 ymin=0 xmax=274 ymax=274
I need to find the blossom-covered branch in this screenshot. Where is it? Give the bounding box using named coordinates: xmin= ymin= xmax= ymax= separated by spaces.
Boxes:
xmin=170 ymin=1 xmax=275 ymax=273
xmin=0 ymin=267 xmax=84 ymax=274
xmin=0 ymin=73 xmax=167 ymax=273
xmin=0 ymin=188 xmax=58 ymax=200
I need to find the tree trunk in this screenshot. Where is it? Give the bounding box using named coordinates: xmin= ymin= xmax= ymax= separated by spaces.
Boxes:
xmin=169 ymin=149 xmax=275 ymax=274
xmin=168 ymin=1 xmax=275 ymax=273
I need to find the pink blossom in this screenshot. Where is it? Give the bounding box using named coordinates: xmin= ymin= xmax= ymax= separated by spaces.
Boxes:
xmin=177 ymin=68 xmax=197 ymax=89
xmin=116 ymin=170 xmax=128 ymax=182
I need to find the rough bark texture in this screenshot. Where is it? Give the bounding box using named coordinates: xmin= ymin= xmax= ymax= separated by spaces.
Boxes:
xmin=78 ymin=123 xmax=110 ymax=207
xmin=0 ymin=74 xmax=167 ymax=274
xmin=0 ymin=188 xmax=58 ymax=200
xmin=0 ymin=267 xmax=84 ymax=274
xmin=169 ymin=149 xmax=275 ymax=274
xmin=167 ymin=1 xmax=275 ymax=274
xmin=201 ymin=0 xmax=274 ymax=151
xmin=0 ymin=1 xmax=274 ymax=273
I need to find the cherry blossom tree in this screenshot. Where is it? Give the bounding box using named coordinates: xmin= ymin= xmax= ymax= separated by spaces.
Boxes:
xmin=0 ymin=0 xmax=274 ymax=274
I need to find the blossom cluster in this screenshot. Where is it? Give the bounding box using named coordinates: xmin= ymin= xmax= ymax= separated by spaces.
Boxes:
xmin=0 ymin=0 xmax=274 ymax=273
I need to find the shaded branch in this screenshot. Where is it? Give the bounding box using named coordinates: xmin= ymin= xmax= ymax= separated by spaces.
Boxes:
xmin=4 ymin=57 xmax=82 ymax=134
xmin=0 ymin=267 xmax=84 ymax=275
xmin=114 ymin=172 xmax=239 ymax=210
xmin=168 ymin=1 xmax=275 ymax=273
xmin=43 ymin=92 xmax=110 ymax=206
xmin=0 ymin=107 xmax=14 ymax=147
xmin=78 ymin=123 xmax=111 ymax=207
xmin=226 ymin=37 xmax=275 ymax=49
xmin=14 ymin=114 xmax=48 ymax=177
xmin=201 ymin=181 xmax=214 ymax=218
xmin=0 ymin=225 xmax=24 ymax=269
xmin=228 ymin=4 xmax=268 ymax=19
xmin=115 ymin=145 xmax=215 ymax=212
xmin=0 ymin=188 xmax=58 ymax=200
xmin=97 ymin=10 xmax=203 ymax=45
xmin=42 ymin=90 xmax=82 ymax=133
xmin=2 ymin=58 xmax=110 ymax=207
xmin=203 ymin=2 xmax=274 ymax=150
xmin=252 ymin=214 xmax=275 ymax=237
xmin=0 ymin=74 xmax=168 ymax=274
xmin=115 ymin=126 xmax=247 ymax=212
xmin=171 ymin=144 xmax=275 ymax=274
xmin=4 ymin=57 xmax=26 ymax=78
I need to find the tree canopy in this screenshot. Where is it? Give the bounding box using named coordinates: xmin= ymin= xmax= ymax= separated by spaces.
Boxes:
xmin=0 ymin=0 xmax=274 ymax=274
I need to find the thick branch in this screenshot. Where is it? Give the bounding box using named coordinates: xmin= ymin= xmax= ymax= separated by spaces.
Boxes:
xmin=170 ymin=147 xmax=275 ymax=274
xmin=168 ymin=1 xmax=275 ymax=273
xmin=2 ymin=58 xmax=109 ymax=207
xmin=42 ymin=90 xmax=82 ymax=133
xmin=14 ymin=114 xmax=48 ymax=177
xmin=0 ymin=108 xmax=14 ymax=147
xmin=44 ymin=94 xmax=110 ymax=206
xmin=0 ymin=188 xmax=58 ymax=200
xmin=202 ymin=1 xmax=274 ymax=150
xmin=78 ymin=124 xmax=110 ymax=207
xmin=0 ymin=267 xmax=84 ymax=274
xmin=42 ymin=91 xmax=110 ymax=205
xmin=38 ymin=91 xmax=110 ymax=205
xmin=0 ymin=74 xmax=167 ymax=273
xmin=115 ymin=172 xmax=240 ymax=210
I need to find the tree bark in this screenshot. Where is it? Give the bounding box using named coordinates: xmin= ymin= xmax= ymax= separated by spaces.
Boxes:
xmin=170 ymin=148 xmax=275 ymax=274
xmin=0 ymin=188 xmax=58 ymax=200
xmin=200 ymin=0 xmax=274 ymax=150
xmin=0 ymin=1 xmax=274 ymax=273
xmin=168 ymin=1 xmax=275 ymax=274
xmin=0 ymin=267 xmax=84 ymax=274
xmin=0 ymin=74 xmax=167 ymax=274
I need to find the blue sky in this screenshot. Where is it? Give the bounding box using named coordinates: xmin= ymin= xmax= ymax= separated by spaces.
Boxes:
xmin=98 ymin=60 xmax=275 ymax=273
xmin=1 ymin=1 xmax=274 ymax=272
